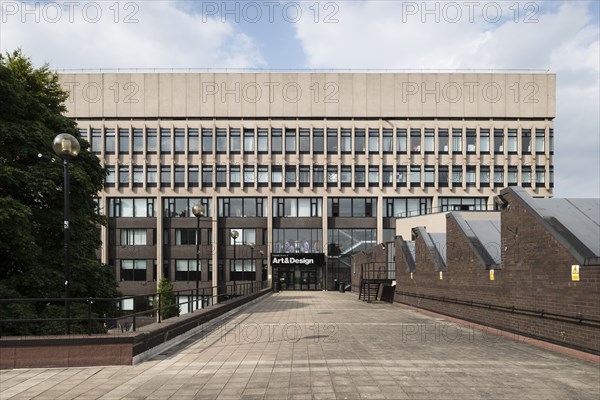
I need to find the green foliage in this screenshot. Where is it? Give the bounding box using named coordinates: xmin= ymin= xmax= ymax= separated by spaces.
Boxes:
xmin=154 ymin=279 xmax=178 ymax=320
xmin=0 ymin=50 xmax=119 ymax=335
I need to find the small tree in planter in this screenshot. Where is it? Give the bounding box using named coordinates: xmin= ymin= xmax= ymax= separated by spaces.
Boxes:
xmin=154 ymin=278 xmax=178 ymax=320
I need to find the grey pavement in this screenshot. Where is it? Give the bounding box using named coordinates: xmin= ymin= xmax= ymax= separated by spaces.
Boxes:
xmin=1 ymin=291 xmax=599 ymax=400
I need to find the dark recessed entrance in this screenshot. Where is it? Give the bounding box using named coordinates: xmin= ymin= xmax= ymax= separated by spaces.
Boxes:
xmin=271 ymin=253 xmax=325 ymax=291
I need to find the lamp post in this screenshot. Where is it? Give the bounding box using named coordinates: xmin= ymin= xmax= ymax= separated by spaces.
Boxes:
xmin=53 ymin=133 xmax=80 ymax=335
xmin=192 ymin=203 xmax=206 ymax=311
xmin=247 ymin=243 xmax=256 ymax=295
xmin=230 ymin=230 xmax=239 ymax=295
xmin=259 ymin=250 xmax=265 ymax=287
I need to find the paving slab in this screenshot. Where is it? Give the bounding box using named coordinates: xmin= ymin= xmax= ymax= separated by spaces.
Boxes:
xmin=1 ymin=291 xmax=599 ymax=400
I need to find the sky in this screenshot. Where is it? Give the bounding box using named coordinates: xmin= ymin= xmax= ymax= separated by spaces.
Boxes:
xmin=1 ymin=0 xmax=598 ymax=198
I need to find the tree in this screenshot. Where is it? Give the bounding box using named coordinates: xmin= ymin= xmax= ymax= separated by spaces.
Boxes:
xmin=154 ymin=278 xmax=178 ymax=320
xmin=0 ymin=50 xmax=119 ymax=335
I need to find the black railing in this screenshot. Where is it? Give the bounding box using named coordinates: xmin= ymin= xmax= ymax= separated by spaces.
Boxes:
xmin=360 ymin=262 xmax=396 ymax=281
xmin=0 ymin=281 xmax=268 ymax=337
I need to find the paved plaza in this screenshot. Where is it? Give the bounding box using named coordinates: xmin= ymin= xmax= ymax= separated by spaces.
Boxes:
xmin=1 ymin=291 xmax=599 ymax=400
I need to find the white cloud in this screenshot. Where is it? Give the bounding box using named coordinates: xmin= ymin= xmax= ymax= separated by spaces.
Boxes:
xmin=294 ymin=1 xmax=599 ymax=198
xmin=0 ymin=1 xmax=266 ymax=69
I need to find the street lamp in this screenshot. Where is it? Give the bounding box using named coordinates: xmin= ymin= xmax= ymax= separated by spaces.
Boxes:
xmin=192 ymin=203 xmax=206 ymax=311
xmin=247 ymin=243 xmax=256 ymax=295
xmin=53 ymin=133 xmax=80 ymax=335
xmin=230 ymin=230 xmax=239 ymax=295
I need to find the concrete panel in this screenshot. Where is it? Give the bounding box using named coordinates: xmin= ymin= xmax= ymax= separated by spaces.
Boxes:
xmin=338 ymin=74 xmax=354 ymax=117
xmin=240 ymin=73 xmax=258 ymax=118
xmin=158 ymin=74 xmax=173 ymax=117
xmin=144 ymin=74 xmax=159 ymax=117
xmin=324 ymin=73 xmax=340 ymax=118
xmin=310 ymin=73 xmax=327 ymax=117
xmin=352 ymin=74 xmax=367 ymax=117
xmin=199 ymin=73 xmax=216 ymax=117
xmin=380 ymin=74 xmax=395 ymax=117
xmin=366 ymin=74 xmax=381 ymax=117
xmin=129 ymin=73 xmax=146 ymax=117
xmin=172 ymin=74 xmax=187 ymax=118
xmin=282 ymin=73 xmax=299 ymax=118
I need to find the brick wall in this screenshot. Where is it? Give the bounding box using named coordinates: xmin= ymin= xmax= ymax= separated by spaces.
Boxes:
xmin=394 ymin=202 xmax=600 ymax=354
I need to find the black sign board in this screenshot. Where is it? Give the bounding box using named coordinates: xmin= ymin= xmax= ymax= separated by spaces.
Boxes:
xmin=271 ymin=253 xmax=325 ymax=267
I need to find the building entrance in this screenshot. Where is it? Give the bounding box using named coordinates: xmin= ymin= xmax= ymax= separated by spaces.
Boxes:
xmin=271 ymin=253 xmax=325 ymax=291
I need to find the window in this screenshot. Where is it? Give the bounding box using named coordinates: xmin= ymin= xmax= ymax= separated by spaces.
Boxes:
xmin=285 ymin=128 xmax=296 ymax=154
xmin=396 ymin=165 xmax=407 ymax=186
xmin=439 ymin=197 xmax=487 ymax=212
xmin=147 ymin=166 xmax=157 ymax=187
xmin=438 ymin=129 xmax=449 ymax=153
xmin=438 ymin=166 xmax=449 ymax=187
xmin=368 ymin=128 xmax=379 ymax=153
xmin=216 ymin=128 xmax=227 ymax=153
xmin=121 ymin=229 xmax=147 ymax=245
xmin=285 ymin=165 xmax=296 ymax=185
xmin=466 ymin=129 xmax=476 ymax=153
xmin=271 ymin=128 xmax=282 ymax=154
xmin=340 ymin=128 xmax=352 ymax=153
xmin=257 ymin=166 xmax=268 ymax=186
xmin=188 ymin=128 xmax=199 ymax=154
xmin=327 ymin=166 xmax=338 ymax=186
xmin=452 ymin=128 xmax=462 ymax=153
xmin=175 ymin=260 xmax=200 ymax=282
xmin=328 ymin=229 xmax=376 ymax=256
xmin=299 ymin=129 xmax=310 ymax=153
xmin=299 ymin=166 xmax=310 ymax=186
xmin=327 ymin=128 xmax=338 ymax=154
xmin=173 ymin=166 xmax=184 ymax=187
xmin=160 ymin=166 xmax=171 ymax=187
xmin=424 ymin=166 xmax=435 ymax=186
xmin=494 ymin=166 xmax=504 ymax=185
xmin=147 ymin=128 xmax=157 ymax=153
xmin=424 ymin=129 xmax=434 ymax=153
xmin=410 ymin=128 xmax=421 ymax=153
xmin=120 ymin=260 xmax=146 ymax=281
xmin=522 ymin=165 xmax=532 ymax=187
xmin=382 ymin=129 xmax=393 ymax=153
xmin=132 ymin=128 xmax=143 ymax=154
xmin=202 ymin=128 xmax=213 ymax=154
xmin=133 ymin=166 xmax=143 ymax=186
xmin=230 ymin=165 xmax=240 ymax=186
xmin=382 ymin=166 xmax=393 ymax=187
xmin=244 ymin=166 xmax=255 ymax=185
xmin=341 ymin=166 xmax=352 ymax=186
xmin=494 ymin=128 xmax=504 ymax=153
xmin=480 ymin=129 xmax=490 ymax=153
xmin=106 ymin=166 xmax=115 ymax=187
xmin=216 ymin=166 xmax=227 ymax=187
xmin=508 ymin=166 xmax=518 ymax=186
xmin=396 ymin=129 xmax=407 ymax=153
xmin=174 ymin=128 xmax=185 ymax=153
xmin=119 ymin=166 xmax=129 ymax=187
xmin=244 ymin=128 xmax=255 ymax=153
xmin=355 ymin=129 xmax=365 ymax=153
xmin=313 ymin=166 xmax=324 ymax=187
xmin=188 ymin=166 xmax=199 ymax=187
xmin=549 ymin=129 xmax=554 ymax=155
xmin=272 ymin=229 xmax=323 ymax=253
xmin=369 ymin=166 xmax=379 ymax=186
xmin=384 ymin=198 xmax=432 ymax=218
xmin=230 ymin=128 xmax=241 ymax=153
xmin=507 ymin=129 xmax=517 ymax=153
xmin=105 ymin=128 xmax=115 ymax=154
xmin=522 ymin=129 xmax=531 ymax=154
xmin=480 ymin=166 xmax=490 ymax=187
xmin=273 ymin=198 xmax=322 ymax=217
xmin=109 ymin=198 xmax=155 ymax=217
xmin=202 ymin=166 xmax=213 ymax=186
xmin=355 ymin=166 xmax=365 ymax=187
xmin=91 ymin=128 xmax=101 ymax=154
xmin=410 ymin=165 xmax=421 ymax=187
xmin=466 ymin=166 xmax=476 ymax=186
xmin=550 ymin=166 xmax=554 ymax=187
xmin=313 ymin=129 xmax=324 ymax=154
xmin=119 ymin=128 xmax=129 ymax=154
xmin=176 ymin=229 xmax=197 ymax=245
xmin=228 ymin=228 xmax=256 ymax=245
xmin=271 ymin=165 xmax=282 ymax=186
xmin=452 ymin=166 xmax=462 ymax=185
xmin=328 ymin=198 xmax=376 ymax=217
xmin=164 ymin=198 xmax=211 ymax=218
xmin=535 ymin=129 xmax=545 ymax=153
xmin=160 ymin=128 xmax=171 ymax=154
xmin=257 ymin=128 xmax=268 ymax=153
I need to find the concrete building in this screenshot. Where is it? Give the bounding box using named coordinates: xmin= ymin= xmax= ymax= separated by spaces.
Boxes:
xmin=58 ymin=72 xmax=555 ymax=304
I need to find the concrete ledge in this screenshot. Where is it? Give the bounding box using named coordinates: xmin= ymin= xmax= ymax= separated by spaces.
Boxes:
xmin=0 ymin=289 xmax=271 ymax=369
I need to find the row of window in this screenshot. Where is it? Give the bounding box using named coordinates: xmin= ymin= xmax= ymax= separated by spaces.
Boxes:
xmin=106 ymin=164 xmax=554 ymax=189
xmin=83 ymin=126 xmax=554 ymax=156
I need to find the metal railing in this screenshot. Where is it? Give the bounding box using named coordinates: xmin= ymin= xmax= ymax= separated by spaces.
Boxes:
xmin=0 ymin=281 xmax=268 ymax=337
xmin=360 ymin=263 xmax=396 ymax=281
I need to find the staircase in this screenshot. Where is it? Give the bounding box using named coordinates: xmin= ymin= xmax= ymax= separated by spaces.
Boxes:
xmin=358 ymin=280 xmax=380 ymax=302
xmin=358 ymin=263 xmax=395 ymax=303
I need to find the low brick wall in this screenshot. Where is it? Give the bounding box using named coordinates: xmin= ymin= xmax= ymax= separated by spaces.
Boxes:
xmin=0 ymin=289 xmax=271 ymax=369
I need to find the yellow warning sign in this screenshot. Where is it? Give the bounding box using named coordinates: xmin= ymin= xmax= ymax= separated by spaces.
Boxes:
xmin=490 ymin=269 xmax=495 ymax=281
xmin=571 ymin=265 xmax=580 ymax=281
xmin=439 ymin=271 xmax=443 ymax=280
xmin=410 ymin=272 xmax=413 ymax=280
